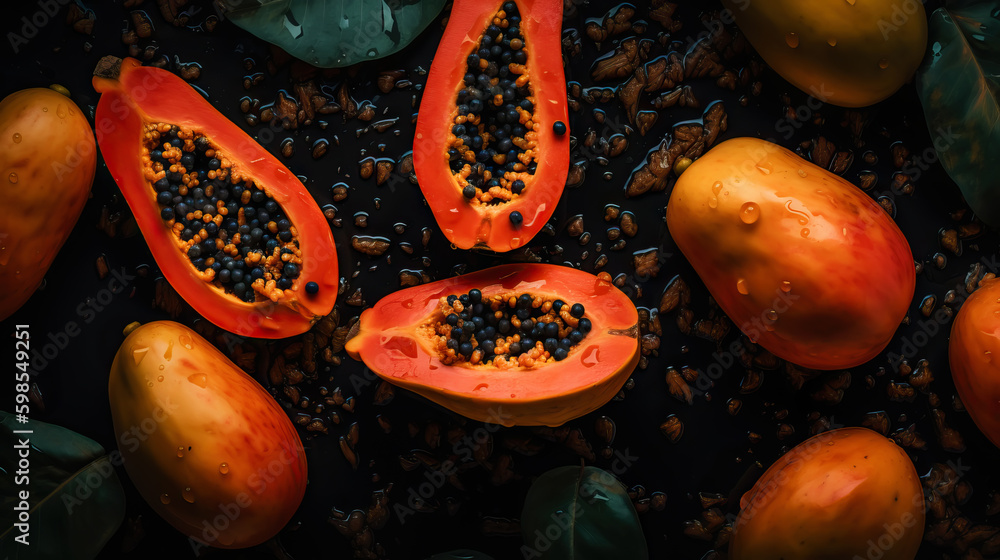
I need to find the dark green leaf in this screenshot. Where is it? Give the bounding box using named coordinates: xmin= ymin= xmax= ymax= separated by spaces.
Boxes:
xmin=0 ymin=411 xmax=125 ymax=560
xmin=218 ymin=0 xmax=448 ymax=68
xmin=520 ymin=465 xmax=648 ymax=560
xmin=426 ymin=550 xmax=495 ymax=560
xmin=916 ymin=1 xmax=1000 ymax=224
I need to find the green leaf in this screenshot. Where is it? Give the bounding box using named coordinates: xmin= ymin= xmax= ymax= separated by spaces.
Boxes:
xmin=218 ymin=0 xmax=447 ymax=68
xmin=520 ymin=466 xmax=648 ymax=560
xmin=426 ymin=551 xmax=495 ymax=560
xmin=0 ymin=411 xmax=125 ymax=560
xmin=916 ymin=1 xmax=1000 ymax=225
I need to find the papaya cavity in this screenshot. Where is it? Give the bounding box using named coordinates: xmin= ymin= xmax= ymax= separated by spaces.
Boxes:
xmin=423 ymin=288 xmax=591 ymax=368
xmin=449 ymin=1 xmax=538 ymax=205
xmin=141 ymin=123 xmax=303 ymax=303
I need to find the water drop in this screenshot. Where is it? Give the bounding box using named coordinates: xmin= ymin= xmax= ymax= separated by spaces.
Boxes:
xmin=827 ymin=37 xmax=837 ymax=47
xmin=160 ymin=493 xmax=171 ymax=504
xmin=878 ymin=58 xmax=889 ymax=69
xmin=176 ymin=446 xmax=185 ymax=458
xmin=785 ymin=32 xmax=799 ymax=48
xmin=147 ymin=381 xmax=154 ymax=387
xmin=708 ymin=196 xmax=718 ymax=209
xmin=781 ymin=281 xmax=792 ymax=293
xmin=712 ymin=181 xmax=723 ymax=195
xmin=182 ymin=487 xmax=195 ymax=503
xmin=56 ymin=104 xmax=68 ymax=118
xmin=740 ymin=202 xmax=760 ymax=224
xmin=367 ymin=48 xmax=378 ymax=57
xmin=188 ymin=373 xmax=208 ymax=388
xmin=766 ymin=309 xmax=779 ymax=322
xmin=12 ymin=133 xmax=21 ymax=143
xmin=8 ymin=172 xmax=18 ymax=184
xmin=158 ymin=364 xmax=165 ymax=370
xmin=797 ymin=169 xmax=807 ymax=178
xmin=845 ymin=0 xmax=855 ymax=5
xmin=132 ymin=346 xmax=149 ymax=365
xmin=41 ymin=107 xmax=48 ymax=112
xmin=736 ymin=278 xmax=750 ymax=295
xmin=219 ymin=462 xmax=230 ymax=475
xmin=801 ymin=228 xmax=810 ymax=238
xmin=157 ymin=375 xmax=164 ymax=382
xmin=178 ymin=334 xmax=193 ymax=349
xmin=755 ymin=163 xmax=772 ymax=175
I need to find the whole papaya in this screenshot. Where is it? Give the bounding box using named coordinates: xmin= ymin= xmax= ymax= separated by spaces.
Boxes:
xmin=949 ymin=277 xmax=1000 ymax=449
xmin=0 ymin=87 xmax=96 ymax=320
xmin=666 ymin=137 xmax=914 ymax=369
xmin=108 ymin=321 xmax=307 ymax=549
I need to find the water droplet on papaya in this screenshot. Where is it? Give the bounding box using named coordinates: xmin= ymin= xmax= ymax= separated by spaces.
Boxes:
xmin=797 ymin=169 xmax=807 ymax=178
xmin=755 ymin=163 xmax=772 ymax=175
xmin=878 ymin=58 xmax=889 ymax=69
xmin=766 ymin=309 xmax=779 ymax=322
xmin=182 ymin=487 xmax=195 ymax=503
xmin=12 ymin=133 xmax=21 ymax=143
xmin=147 ymin=381 xmax=154 ymax=387
xmin=801 ymin=228 xmax=810 ymax=238
xmin=132 ymin=346 xmax=149 ymax=365
xmin=157 ymin=375 xmax=164 ymax=382
xmin=712 ymin=181 xmax=723 ymax=195
xmin=827 ymin=37 xmax=837 ymax=47
xmin=41 ymin=107 xmax=48 ymax=112
xmin=164 ymin=341 xmax=174 ymax=360
xmin=845 ymin=0 xmax=855 ymax=5
xmin=177 ymin=446 xmax=185 ymax=458
xmin=708 ymin=196 xmax=718 ymax=209
xmin=8 ymin=172 xmax=18 ymax=184
xmin=219 ymin=462 xmax=230 ymax=475
xmin=785 ymin=32 xmax=799 ymax=48
xmin=56 ymin=104 xmax=68 ymax=118
xmin=736 ymin=278 xmax=750 ymax=295
xmin=581 ymin=345 xmax=601 ymax=367
xmin=160 ymin=493 xmax=170 ymax=504
xmin=740 ymin=202 xmax=760 ymax=224
xmin=187 ymin=373 xmax=208 ymax=388
xmin=781 ymin=281 xmax=792 ymax=293
xmin=158 ymin=364 xmax=165 ymax=370
xmin=179 ymin=334 xmax=193 ymax=349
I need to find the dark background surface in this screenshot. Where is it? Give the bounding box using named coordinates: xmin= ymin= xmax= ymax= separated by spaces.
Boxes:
xmin=3 ymin=0 xmax=998 ymax=558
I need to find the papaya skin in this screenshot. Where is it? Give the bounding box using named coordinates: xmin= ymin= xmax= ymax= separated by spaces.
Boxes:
xmin=731 ymin=427 xmax=924 ymax=560
xmin=666 ymin=137 xmax=914 ymax=369
xmin=721 ymin=0 xmax=927 ymax=108
xmin=346 ymin=264 xmax=639 ymax=427
xmin=0 ymin=88 xmax=96 ymax=320
xmin=108 ymin=321 xmax=307 ymax=549
xmin=949 ymin=277 xmax=1000 ymax=449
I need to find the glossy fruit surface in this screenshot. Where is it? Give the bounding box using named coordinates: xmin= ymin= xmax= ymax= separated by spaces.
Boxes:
xmin=108 ymin=321 xmax=307 ymax=548
xmin=722 ymin=0 xmax=927 ymax=107
xmin=93 ymin=58 xmax=337 ymax=338
xmin=0 ymin=87 xmax=95 ymax=320
xmin=666 ymin=137 xmax=914 ymax=369
xmin=731 ymin=427 xmax=924 ymax=560
xmin=345 ymin=264 xmax=639 ymax=426
xmin=950 ymin=277 xmax=1000 ymax=449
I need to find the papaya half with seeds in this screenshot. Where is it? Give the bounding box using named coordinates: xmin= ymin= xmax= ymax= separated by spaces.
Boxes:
xmin=93 ymin=57 xmax=337 ymax=339
xmin=345 ymin=264 xmax=639 ymax=427
xmin=0 ymin=87 xmax=96 ymax=320
xmin=413 ymin=0 xmax=569 ymax=252
xmin=108 ymin=321 xmax=307 ymax=549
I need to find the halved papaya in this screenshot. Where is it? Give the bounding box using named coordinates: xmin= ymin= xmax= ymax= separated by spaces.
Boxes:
xmin=413 ymin=0 xmax=570 ymax=252
xmin=345 ymin=264 xmax=639 ymax=426
xmin=93 ymin=57 xmax=338 ymax=339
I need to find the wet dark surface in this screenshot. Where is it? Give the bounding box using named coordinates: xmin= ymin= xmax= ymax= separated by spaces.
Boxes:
xmin=3 ymin=0 xmax=999 ymax=559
